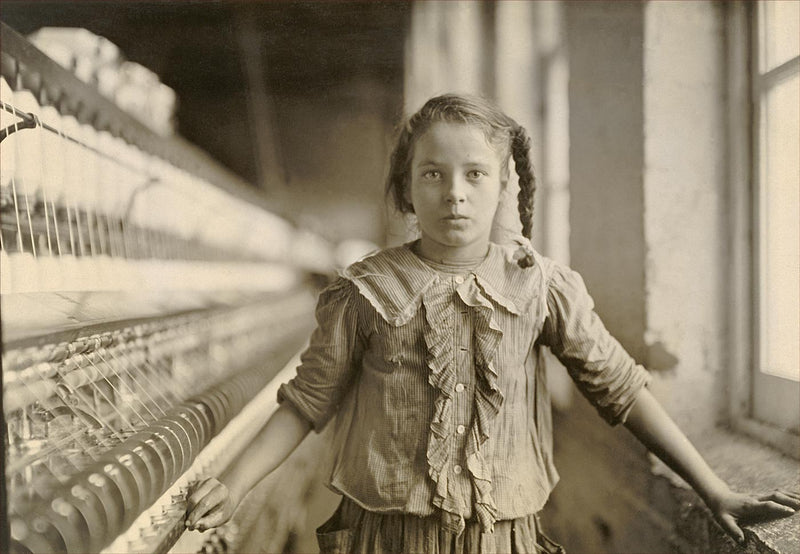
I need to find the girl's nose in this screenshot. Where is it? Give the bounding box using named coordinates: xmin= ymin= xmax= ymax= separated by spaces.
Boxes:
xmin=444 ymin=177 xmax=467 ymax=204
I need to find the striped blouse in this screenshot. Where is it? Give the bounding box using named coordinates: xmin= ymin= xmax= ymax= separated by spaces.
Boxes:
xmin=278 ymin=241 xmax=651 ymax=535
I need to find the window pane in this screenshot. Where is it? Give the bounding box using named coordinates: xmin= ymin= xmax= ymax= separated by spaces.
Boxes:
xmin=760 ymin=73 xmax=800 ymax=381
xmin=760 ymin=1 xmax=800 ymax=72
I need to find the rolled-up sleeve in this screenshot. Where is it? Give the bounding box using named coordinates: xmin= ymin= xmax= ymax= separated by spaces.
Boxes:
xmin=540 ymin=264 xmax=651 ymax=425
xmin=278 ymin=277 xmax=364 ymax=432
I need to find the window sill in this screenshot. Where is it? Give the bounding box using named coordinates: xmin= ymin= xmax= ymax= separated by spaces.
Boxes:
xmin=732 ymin=416 xmax=800 ymax=461
xmin=661 ymin=426 xmax=800 ymax=554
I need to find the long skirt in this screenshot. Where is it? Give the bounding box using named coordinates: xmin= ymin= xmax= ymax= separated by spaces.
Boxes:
xmin=316 ymin=497 xmax=564 ymax=554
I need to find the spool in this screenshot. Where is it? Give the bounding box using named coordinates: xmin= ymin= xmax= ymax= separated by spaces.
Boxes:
xmin=67 ymin=481 xmax=109 ymax=552
xmin=10 ymin=515 xmax=67 ymax=554
xmin=98 ymin=449 xmax=153 ymax=514
xmin=150 ymin=418 xmax=192 ymax=475
xmin=126 ymin=430 xmax=176 ymax=498
xmin=92 ymin=459 xmax=141 ymax=531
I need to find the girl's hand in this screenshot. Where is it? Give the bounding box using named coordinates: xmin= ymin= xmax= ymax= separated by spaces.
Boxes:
xmin=708 ymin=488 xmax=800 ymax=543
xmin=185 ymin=478 xmax=238 ymax=532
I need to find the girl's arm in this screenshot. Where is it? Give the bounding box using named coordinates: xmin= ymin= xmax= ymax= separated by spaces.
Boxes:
xmin=185 ymin=403 xmax=311 ymax=530
xmin=624 ymin=387 xmax=800 ymax=542
xmin=184 ymin=278 xmax=362 ymax=530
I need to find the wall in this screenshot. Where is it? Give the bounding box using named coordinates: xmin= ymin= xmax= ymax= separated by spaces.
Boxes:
xmin=642 ymin=0 xmax=727 ymax=431
xmin=565 ymin=0 xmax=648 ymax=362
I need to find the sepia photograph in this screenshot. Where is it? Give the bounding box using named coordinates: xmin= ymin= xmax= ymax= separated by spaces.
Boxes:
xmin=1 ymin=1 xmax=798 ymax=553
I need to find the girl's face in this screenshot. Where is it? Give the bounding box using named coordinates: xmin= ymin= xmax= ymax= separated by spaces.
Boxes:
xmin=408 ymin=122 xmax=504 ymax=261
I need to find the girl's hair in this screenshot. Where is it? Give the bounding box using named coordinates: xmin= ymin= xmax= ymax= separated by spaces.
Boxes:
xmin=386 ymin=93 xmax=536 ymax=268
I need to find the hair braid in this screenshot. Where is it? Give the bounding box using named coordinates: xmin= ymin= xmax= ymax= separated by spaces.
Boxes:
xmin=512 ymin=125 xmax=536 ymax=267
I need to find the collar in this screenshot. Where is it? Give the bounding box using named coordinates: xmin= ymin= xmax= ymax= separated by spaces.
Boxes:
xmin=342 ymin=241 xmax=540 ymax=326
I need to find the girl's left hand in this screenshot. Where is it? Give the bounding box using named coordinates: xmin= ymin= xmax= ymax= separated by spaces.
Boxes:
xmin=708 ymin=488 xmax=800 ymax=543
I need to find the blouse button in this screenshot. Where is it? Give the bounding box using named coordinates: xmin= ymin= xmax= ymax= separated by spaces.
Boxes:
xmin=453 ymin=465 xmax=463 ymax=475
xmin=454 ymin=275 xmax=465 ymax=284
xmin=456 ymin=424 xmax=466 ymax=435
xmin=455 ymin=383 xmax=465 ymax=393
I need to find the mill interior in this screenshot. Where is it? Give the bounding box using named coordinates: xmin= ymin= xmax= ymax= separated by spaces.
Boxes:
xmin=1 ymin=2 xmax=798 ymax=554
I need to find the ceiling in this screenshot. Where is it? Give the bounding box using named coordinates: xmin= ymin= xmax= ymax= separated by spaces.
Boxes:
xmin=1 ymin=1 xmax=410 ymax=184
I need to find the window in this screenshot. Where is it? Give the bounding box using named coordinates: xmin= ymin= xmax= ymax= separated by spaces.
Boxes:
xmin=751 ymin=1 xmax=799 ymax=433
xmin=730 ymin=2 xmax=800 ymax=454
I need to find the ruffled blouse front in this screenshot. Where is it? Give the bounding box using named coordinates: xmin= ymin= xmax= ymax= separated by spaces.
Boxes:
xmin=278 ymin=241 xmax=650 ymax=537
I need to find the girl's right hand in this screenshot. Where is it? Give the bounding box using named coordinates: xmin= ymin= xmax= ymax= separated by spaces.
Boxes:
xmin=707 ymin=487 xmax=800 ymax=543
xmin=185 ymin=477 xmax=238 ymax=531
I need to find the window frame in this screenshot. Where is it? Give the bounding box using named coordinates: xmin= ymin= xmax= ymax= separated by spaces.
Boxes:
xmin=727 ymin=1 xmax=799 ymax=459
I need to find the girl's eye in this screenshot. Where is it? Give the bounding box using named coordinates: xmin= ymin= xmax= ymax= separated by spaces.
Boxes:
xmin=423 ymin=170 xmax=441 ymax=180
xmin=467 ymin=170 xmax=486 ymax=180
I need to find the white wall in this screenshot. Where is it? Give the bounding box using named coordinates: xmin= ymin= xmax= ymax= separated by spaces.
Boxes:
xmin=643 ymin=1 xmax=727 ymax=433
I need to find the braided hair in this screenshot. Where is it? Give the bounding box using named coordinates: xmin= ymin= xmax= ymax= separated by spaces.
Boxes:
xmin=386 ymin=94 xmax=537 ymax=268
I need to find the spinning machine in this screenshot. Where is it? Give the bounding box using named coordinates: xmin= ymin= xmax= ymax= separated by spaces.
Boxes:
xmin=1 ymin=22 xmax=333 ymax=553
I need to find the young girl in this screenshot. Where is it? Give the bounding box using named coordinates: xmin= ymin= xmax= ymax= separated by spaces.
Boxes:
xmin=186 ymin=94 xmax=799 ymax=553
